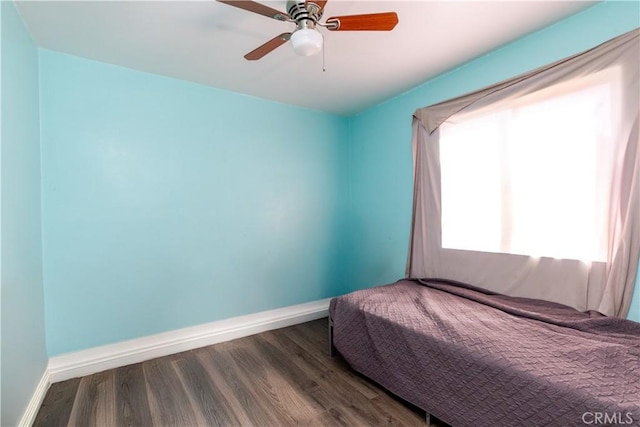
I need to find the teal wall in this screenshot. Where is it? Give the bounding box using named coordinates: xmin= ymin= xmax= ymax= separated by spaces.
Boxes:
xmin=1 ymin=2 xmax=638 ymax=420
xmin=3 ymin=0 xmax=639 ymax=376
xmin=630 ymin=261 xmax=640 ymax=322
xmin=346 ymin=1 xmax=640 ymax=323
xmin=40 ymin=50 xmax=350 ymax=356
xmin=0 ymin=1 xmax=48 ymax=425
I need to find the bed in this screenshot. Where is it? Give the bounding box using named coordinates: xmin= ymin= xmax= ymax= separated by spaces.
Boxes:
xmin=328 ymin=279 xmax=640 ymax=427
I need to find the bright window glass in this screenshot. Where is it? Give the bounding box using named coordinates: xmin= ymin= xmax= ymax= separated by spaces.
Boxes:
xmin=439 ymin=69 xmax=620 ymax=262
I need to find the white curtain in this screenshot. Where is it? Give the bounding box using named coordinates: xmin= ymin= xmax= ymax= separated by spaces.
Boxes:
xmin=407 ymin=29 xmax=639 ymax=317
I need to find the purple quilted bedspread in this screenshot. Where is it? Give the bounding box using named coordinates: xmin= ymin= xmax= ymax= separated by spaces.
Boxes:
xmin=329 ymin=279 xmax=640 ymax=427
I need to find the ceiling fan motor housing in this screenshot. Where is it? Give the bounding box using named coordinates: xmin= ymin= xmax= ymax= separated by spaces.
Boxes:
xmin=287 ymin=1 xmax=323 ymax=30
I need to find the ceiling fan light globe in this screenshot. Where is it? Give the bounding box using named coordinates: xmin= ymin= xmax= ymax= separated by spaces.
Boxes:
xmin=290 ymin=28 xmax=323 ymax=56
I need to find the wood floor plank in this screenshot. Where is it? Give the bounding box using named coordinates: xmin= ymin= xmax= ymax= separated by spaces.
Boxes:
xmin=198 ymin=344 xmax=282 ymax=426
xmin=192 ymin=348 xmax=254 ymax=426
xmin=278 ymin=322 xmax=382 ymax=400
xmin=251 ymin=334 xmax=320 ymax=391
xmin=32 ymin=377 xmax=81 ymax=427
xmin=231 ymin=339 xmax=320 ymax=424
xmin=94 ymin=372 xmax=117 ymax=427
xmin=66 ymin=378 xmax=93 ymax=427
xmin=369 ymin=395 xmax=425 ymax=426
xmin=173 ymin=353 xmax=242 ymax=426
xmin=33 ymin=318 xmax=441 ymax=427
xmin=67 ymin=370 xmax=116 ymax=427
xmin=279 ymin=321 xmax=426 ymax=426
xmin=143 ymin=357 xmax=200 ymax=426
xmin=114 ymin=363 xmax=153 ymax=427
xmin=292 ymin=319 xmax=329 ymax=349
xmin=263 ymin=326 xmax=402 ymax=424
xmin=319 ymin=405 xmax=372 ymax=427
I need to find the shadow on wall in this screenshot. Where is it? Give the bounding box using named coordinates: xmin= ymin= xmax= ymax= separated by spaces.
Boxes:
xmin=344 ymin=210 xmax=411 ymax=294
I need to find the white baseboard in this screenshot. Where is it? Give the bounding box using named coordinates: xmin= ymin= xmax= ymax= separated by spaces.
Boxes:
xmin=48 ymin=298 xmax=331 ymax=383
xmin=18 ymin=369 xmax=51 ymax=427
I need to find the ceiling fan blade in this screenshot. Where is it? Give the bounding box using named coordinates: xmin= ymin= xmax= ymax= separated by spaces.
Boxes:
xmin=305 ymin=0 xmax=328 ymax=13
xmin=218 ymin=1 xmax=289 ymax=21
xmin=244 ymin=33 xmax=291 ymax=60
xmin=326 ymin=12 xmax=398 ymax=31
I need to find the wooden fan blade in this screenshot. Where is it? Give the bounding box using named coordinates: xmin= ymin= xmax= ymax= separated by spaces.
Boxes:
xmin=244 ymin=33 xmax=291 ymax=60
xmin=305 ymin=0 xmax=328 ymax=13
xmin=218 ymin=1 xmax=289 ymax=21
xmin=326 ymin=12 xmax=398 ymax=31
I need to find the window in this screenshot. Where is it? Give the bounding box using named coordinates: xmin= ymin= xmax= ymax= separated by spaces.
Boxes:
xmin=439 ymin=68 xmax=621 ymax=262
xmin=409 ymin=30 xmax=639 ymax=316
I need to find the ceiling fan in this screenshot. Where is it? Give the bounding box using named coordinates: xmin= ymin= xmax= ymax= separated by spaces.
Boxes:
xmin=218 ymin=0 xmax=399 ymax=60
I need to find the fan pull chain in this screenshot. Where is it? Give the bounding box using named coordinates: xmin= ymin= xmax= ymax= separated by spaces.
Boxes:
xmin=322 ymin=33 xmax=326 ymax=72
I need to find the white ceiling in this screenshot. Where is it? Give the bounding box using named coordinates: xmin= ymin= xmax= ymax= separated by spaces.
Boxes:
xmin=16 ymin=0 xmax=597 ymax=115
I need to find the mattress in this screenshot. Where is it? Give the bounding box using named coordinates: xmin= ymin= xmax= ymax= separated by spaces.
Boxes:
xmin=329 ymin=279 xmax=640 ymax=427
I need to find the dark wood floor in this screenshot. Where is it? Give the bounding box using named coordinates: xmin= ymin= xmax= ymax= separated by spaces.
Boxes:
xmin=34 ymin=318 xmax=446 ymax=426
